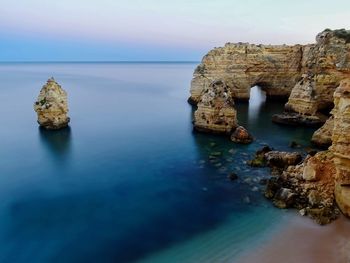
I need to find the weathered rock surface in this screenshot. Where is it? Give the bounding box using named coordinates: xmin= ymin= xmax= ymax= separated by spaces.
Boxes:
xmin=285 ymin=30 xmax=350 ymax=117
xmin=264 ymin=80 xmax=350 ymax=223
xmin=190 ymin=43 xmax=303 ymax=104
xmin=311 ymin=116 xmax=334 ymax=147
xmin=34 ymin=78 xmax=70 ymax=130
xmin=190 ymin=29 xmax=350 ymax=127
xmin=330 ymin=79 xmax=350 ymax=217
xmin=230 ymin=126 xmax=253 ymax=144
xmin=265 ymin=151 xmax=339 ymax=224
xmin=248 ymin=147 xmax=301 ymax=171
xmin=247 ymin=146 xmax=272 ymax=167
xmin=264 ymin=151 xmax=302 ymax=169
xmin=272 ymin=112 xmax=327 ymax=127
xmin=193 ymin=80 xmax=237 ymax=134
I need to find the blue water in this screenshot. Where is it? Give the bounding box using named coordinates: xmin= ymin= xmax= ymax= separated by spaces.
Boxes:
xmin=0 ymin=63 xmax=316 ymax=263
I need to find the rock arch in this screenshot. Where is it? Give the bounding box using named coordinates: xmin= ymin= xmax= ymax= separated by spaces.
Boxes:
xmin=189 ymin=29 xmax=350 ymax=127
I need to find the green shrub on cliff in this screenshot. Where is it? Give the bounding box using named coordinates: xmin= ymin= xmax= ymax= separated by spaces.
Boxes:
xmin=333 ymin=29 xmax=350 ymax=43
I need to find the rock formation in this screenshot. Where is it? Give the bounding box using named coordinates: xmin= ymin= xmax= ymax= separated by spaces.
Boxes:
xmin=34 ymin=78 xmax=70 ymax=130
xmin=193 ymin=80 xmax=237 ymax=134
xmin=230 ymin=126 xmax=253 ymax=144
xmin=275 ymin=29 xmax=350 ymax=126
xmin=264 ymin=79 xmax=350 ymax=223
xmin=311 ymin=116 xmax=334 ymax=147
xmin=265 ymin=151 xmax=339 ymax=224
xmin=189 ymin=29 xmax=350 ymax=127
xmin=189 ymin=43 xmax=303 ymax=104
xmin=330 ymin=79 xmax=350 ymax=217
xmin=189 ymin=29 xmax=350 ymax=223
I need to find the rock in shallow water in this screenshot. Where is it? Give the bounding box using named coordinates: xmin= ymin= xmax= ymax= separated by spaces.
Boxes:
xmin=230 ymin=126 xmax=253 ymax=144
xmin=272 ymin=112 xmax=327 ymax=127
xmin=34 ymin=78 xmax=70 ymax=130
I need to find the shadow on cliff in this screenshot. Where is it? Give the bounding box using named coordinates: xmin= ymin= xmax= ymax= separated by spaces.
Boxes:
xmin=38 ymin=126 xmax=72 ymax=165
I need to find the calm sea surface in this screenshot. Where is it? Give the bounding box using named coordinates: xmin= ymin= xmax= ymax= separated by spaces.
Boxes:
xmin=0 ymin=63 xmax=316 ymax=263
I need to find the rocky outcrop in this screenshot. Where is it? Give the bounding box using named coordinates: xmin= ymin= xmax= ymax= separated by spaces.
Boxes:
xmin=284 ymin=30 xmax=350 ymax=117
xmin=330 ymin=79 xmax=350 ymax=217
xmin=189 ymin=43 xmax=303 ymax=104
xmin=265 ymin=151 xmax=339 ymax=225
xmin=272 ymin=112 xmax=327 ymax=127
xmin=230 ymin=126 xmax=253 ymax=144
xmin=247 ymin=147 xmax=302 ymax=173
xmin=193 ymin=80 xmax=237 ymax=134
xmin=311 ymin=116 xmax=334 ymax=147
xmin=264 ymin=79 xmax=350 ymax=223
xmin=34 ymin=78 xmax=70 ymax=130
xmin=190 ymin=29 xmax=350 ymax=127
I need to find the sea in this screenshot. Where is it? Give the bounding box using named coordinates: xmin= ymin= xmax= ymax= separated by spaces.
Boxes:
xmin=0 ymin=62 xmax=316 ymax=263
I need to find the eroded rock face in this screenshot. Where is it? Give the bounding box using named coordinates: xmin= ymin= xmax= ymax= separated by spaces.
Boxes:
xmin=230 ymin=126 xmax=253 ymax=144
xmin=193 ymin=80 xmax=237 ymax=134
xmin=265 ymin=151 xmax=339 ymax=225
xmin=265 ymin=80 xmax=350 ymax=223
xmin=311 ymin=116 xmax=334 ymax=147
xmin=190 ymin=29 xmax=350 ymax=127
xmin=285 ymin=30 xmax=350 ymax=117
xmin=330 ymin=79 xmax=350 ymax=217
xmin=34 ymin=78 xmax=70 ymax=130
xmin=190 ymin=43 xmax=303 ymax=104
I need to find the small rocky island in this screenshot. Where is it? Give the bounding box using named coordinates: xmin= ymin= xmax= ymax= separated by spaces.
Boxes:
xmin=189 ymin=29 xmax=350 ymax=224
xmin=34 ymin=78 xmax=70 ymax=130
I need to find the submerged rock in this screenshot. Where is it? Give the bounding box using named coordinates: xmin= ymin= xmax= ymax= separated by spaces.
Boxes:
xmin=247 ymin=146 xmax=272 ymax=167
xmin=228 ymin=172 xmax=238 ymax=181
xmin=230 ymin=126 xmax=253 ymax=144
xmin=34 ymin=78 xmax=70 ymax=130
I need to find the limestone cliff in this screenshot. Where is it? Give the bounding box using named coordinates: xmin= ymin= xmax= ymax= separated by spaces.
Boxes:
xmin=190 ymin=29 xmax=350 ymax=127
xmin=265 ymin=80 xmax=350 ymax=223
xmin=285 ymin=29 xmax=350 ymax=117
xmin=189 ymin=43 xmax=303 ymax=104
xmin=34 ymin=78 xmax=70 ymax=130
xmin=330 ymin=79 xmax=350 ymax=217
xmin=311 ymin=116 xmax=334 ymax=147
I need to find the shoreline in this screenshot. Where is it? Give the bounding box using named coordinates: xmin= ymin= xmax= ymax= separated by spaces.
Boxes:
xmin=236 ymin=212 xmax=350 ymax=263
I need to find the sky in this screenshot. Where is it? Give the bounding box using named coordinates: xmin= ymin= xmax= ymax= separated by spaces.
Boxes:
xmin=0 ymin=0 xmax=349 ymax=61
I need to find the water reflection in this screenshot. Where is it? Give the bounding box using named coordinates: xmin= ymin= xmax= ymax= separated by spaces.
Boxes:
xmin=38 ymin=126 xmax=72 ymax=164
xmin=248 ymin=86 xmax=266 ymax=124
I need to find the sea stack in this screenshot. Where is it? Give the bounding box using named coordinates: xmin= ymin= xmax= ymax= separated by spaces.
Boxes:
xmin=34 ymin=78 xmax=70 ymax=130
xmin=193 ymin=80 xmax=237 ymax=134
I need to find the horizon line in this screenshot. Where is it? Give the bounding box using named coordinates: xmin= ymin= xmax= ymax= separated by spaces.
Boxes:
xmin=0 ymin=60 xmax=200 ymax=64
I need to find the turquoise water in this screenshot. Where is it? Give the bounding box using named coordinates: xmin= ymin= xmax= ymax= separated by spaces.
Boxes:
xmin=0 ymin=63 xmax=316 ymax=263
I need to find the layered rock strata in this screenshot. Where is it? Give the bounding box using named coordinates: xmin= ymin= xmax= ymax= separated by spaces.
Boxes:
xmin=330 ymin=79 xmax=350 ymax=217
xmin=284 ymin=30 xmax=350 ymax=116
xmin=265 ymin=151 xmax=339 ymax=225
xmin=190 ymin=29 xmax=350 ymax=127
xmin=34 ymin=78 xmax=70 ymax=130
xmin=189 ymin=43 xmax=303 ymax=104
xmin=264 ymin=80 xmax=350 ymax=223
xmin=311 ymin=116 xmax=334 ymax=147
xmin=193 ymin=80 xmax=238 ymax=134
